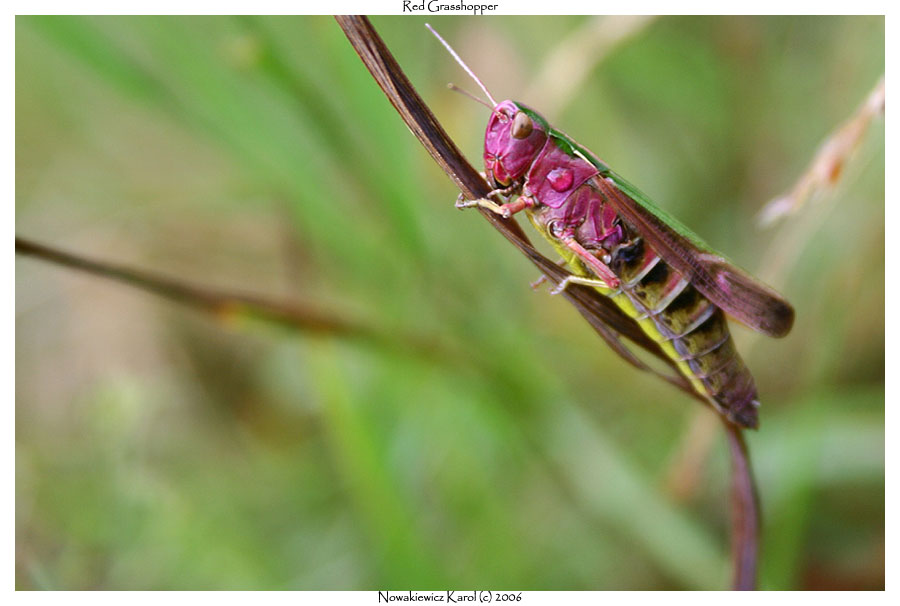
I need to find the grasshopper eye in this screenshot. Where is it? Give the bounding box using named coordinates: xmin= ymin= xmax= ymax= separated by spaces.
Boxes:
xmin=511 ymin=111 xmax=533 ymax=139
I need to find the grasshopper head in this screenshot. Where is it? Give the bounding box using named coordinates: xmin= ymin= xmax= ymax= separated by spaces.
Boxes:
xmin=423 ymin=26 xmax=545 ymax=187
xmin=484 ymin=101 xmax=548 ymax=187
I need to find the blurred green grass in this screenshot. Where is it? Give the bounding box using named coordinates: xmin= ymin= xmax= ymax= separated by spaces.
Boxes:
xmin=15 ymin=15 xmax=884 ymax=589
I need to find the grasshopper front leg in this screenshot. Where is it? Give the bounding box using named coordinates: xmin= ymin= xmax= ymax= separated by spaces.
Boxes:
xmin=455 ymin=178 xmax=533 ymax=219
xmin=456 ymin=194 xmax=535 ymax=218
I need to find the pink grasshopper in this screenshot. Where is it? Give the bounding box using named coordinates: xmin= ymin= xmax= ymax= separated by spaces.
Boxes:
xmin=429 ymin=25 xmax=794 ymax=428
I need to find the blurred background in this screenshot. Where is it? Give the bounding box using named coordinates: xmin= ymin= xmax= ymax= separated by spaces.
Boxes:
xmin=16 ymin=16 xmax=884 ymax=589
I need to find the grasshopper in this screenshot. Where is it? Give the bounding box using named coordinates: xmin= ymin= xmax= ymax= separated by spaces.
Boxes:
xmin=429 ymin=25 xmax=794 ymax=428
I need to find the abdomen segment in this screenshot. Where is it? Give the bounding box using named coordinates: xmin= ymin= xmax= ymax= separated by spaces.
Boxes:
xmin=609 ymin=237 xmax=760 ymax=428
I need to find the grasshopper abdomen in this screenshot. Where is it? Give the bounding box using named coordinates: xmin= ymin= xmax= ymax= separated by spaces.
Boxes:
xmin=607 ymin=235 xmax=760 ymax=427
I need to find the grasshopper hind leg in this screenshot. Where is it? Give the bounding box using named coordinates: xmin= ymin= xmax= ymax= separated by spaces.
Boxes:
xmin=550 ymin=274 xmax=615 ymax=295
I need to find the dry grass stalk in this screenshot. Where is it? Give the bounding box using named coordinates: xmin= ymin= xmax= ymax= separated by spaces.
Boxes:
xmin=759 ymin=75 xmax=884 ymax=226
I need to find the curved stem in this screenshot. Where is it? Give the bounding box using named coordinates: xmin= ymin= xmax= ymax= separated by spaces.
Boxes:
xmin=723 ymin=421 xmax=760 ymax=590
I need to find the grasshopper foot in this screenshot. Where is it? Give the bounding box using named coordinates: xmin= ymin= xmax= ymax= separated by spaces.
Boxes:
xmin=531 ymin=258 xmax=568 ymax=290
xmin=455 ymin=174 xmax=523 ymax=218
xmin=455 ymin=193 xmax=477 ymax=210
xmin=531 ymin=275 xmax=550 ymax=290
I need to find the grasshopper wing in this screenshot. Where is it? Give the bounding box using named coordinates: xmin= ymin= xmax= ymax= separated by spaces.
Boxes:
xmin=590 ymin=174 xmax=794 ymax=338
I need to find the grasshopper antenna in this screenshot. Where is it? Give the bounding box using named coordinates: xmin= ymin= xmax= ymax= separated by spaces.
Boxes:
xmin=426 ymin=23 xmax=498 ymax=108
xmin=447 ymin=83 xmax=494 ymax=110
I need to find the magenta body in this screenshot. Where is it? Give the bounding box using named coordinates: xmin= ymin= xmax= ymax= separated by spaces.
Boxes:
xmin=483 ymin=100 xmax=624 ymax=250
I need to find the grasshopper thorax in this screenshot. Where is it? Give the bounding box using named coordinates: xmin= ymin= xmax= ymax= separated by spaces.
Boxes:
xmin=484 ymin=101 xmax=548 ymax=187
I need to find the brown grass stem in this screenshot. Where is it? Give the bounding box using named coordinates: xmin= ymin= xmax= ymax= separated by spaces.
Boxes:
xmin=335 ymin=15 xmax=759 ymax=590
xmin=724 ymin=420 xmax=760 ymax=590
